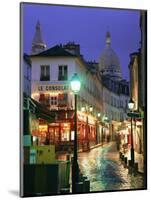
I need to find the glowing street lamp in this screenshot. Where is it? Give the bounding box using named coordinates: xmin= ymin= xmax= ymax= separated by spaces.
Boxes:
xmin=81 ymin=106 xmax=85 ymax=112
xmin=104 ymin=115 xmax=108 ymax=122
xmin=128 ymin=98 xmax=135 ymax=167
xmin=70 ymin=73 xmax=81 ymax=193
xmin=89 ymin=106 xmax=93 ymax=112
xmin=97 ymin=113 xmax=101 ymax=118
xmin=128 ymin=98 xmax=134 ymax=111
xmin=70 ymin=73 xmax=81 ymax=93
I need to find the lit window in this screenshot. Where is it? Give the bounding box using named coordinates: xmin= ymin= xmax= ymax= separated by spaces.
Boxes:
xmin=50 ymin=96 xmax=58 ymax=106
xmin=39 ymin=93 xmax=50 ymax=107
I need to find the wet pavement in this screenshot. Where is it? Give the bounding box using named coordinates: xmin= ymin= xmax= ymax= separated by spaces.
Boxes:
xmin=78 ymin=142 xmax=145 ymax=192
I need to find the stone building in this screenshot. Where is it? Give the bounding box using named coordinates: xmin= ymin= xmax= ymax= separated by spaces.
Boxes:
xmin=30 ymin=22 xmax=104 ymax=151
xmin=128 ymin=10 xmax=147 ymax=173
xmin=99 ymin=32 xmax=129 ymax=141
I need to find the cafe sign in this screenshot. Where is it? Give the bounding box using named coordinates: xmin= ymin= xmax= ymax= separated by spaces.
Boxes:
xmin=38 ymin=85 xmax=69 ymax=92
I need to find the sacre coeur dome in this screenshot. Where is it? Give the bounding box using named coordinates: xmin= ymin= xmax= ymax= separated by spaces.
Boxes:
xmin=99 ymin=32 xmax=122 ymax=79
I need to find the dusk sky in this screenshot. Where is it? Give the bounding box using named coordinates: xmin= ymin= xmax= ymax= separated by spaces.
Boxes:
xmin=22 ymin=3 xmax=141 ymax=80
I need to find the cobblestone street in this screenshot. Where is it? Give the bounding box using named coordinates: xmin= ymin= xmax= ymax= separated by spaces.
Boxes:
xmin=78 ymin=142 xmax=145 ymax=192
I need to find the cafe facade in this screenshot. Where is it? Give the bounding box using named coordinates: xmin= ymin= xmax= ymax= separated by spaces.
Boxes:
xmin=30 ymin=44 xmax=104 ymax=151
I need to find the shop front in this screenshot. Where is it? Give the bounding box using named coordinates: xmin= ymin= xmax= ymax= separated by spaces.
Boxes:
xmin=102 ymin=125 xmax=109 ymax=143
xmin=32 ymin=109 xmax=100 ymax=152
xmin=48 ymin=121 xmax=73 ymax=152
xmin=133 ymin=118 xmax=143 ymax=154
xmin=77 ymin=112 xmax=97 ymax=151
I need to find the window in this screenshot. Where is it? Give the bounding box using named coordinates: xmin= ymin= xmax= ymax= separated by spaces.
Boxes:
xmin=39 ymin=93 xmax=50 ymax=107
xmin=58 ymin=65 xmax=68 ymax=80
xmin=40 ymin=65 xmax=50 ymax=81
xmin=50 ymin=96 xmax=58 ymax=106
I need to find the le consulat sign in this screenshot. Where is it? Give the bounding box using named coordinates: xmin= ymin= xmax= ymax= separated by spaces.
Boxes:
xmin=38 ymin=85 xmax=69 ymax=91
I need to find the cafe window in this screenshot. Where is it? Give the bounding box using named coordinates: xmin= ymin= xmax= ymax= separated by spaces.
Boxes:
xmin=40 ymin=65 xmax=50 ymax=81
xmin=50 ymin=96 xmax=58 ymax=106
xmin=58 ymin=65 xmax=68 ymax=81
xmin=39 ymin=93 xmax=50 ymax=107
xmin=61 ymin=129 xmax=70 ymax=141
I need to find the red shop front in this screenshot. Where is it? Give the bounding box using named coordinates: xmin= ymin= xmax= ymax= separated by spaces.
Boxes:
xmin=37 ymin=110 xmax=97 ymax=152
xmin=77 ymin=113 xmax=97 ymax=151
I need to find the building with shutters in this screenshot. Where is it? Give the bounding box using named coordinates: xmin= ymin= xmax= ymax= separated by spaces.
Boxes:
xmin=127 ymin=10 xmax=147 ymax=174
xmin=29 ymin=22 xmax=104 ymax=152
xmin=99 ymin=32 xmax=130 ymax=142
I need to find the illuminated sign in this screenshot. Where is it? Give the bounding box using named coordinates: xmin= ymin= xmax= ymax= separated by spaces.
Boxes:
xmin=38 ymin=85 xmax=69 ymax=91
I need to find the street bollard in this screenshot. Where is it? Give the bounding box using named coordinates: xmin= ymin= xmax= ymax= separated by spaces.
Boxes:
xmin=83 ymin=179 xmax=90 ymax=192
xmin=76 ymin=182 xmax=84 ymax=193
xmin=128 ymin=160 xmax=132 ymax=167
xmin=124 ymin=157 xmax=128 ymax=168
xmin=128 ymin=161 xmax=138 ymax=175
xmin=119 ymin=152 xmax=122 ymax=160
xmin=128 ymin=160 xmax=132 ymax=174
xmin=134 ymin=162 xmax=138 ymax=175
xmin=121 ymin=154 xmax=125 ymax=162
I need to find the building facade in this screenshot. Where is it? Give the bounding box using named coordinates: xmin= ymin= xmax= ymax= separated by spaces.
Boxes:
xmin=29 ymin=22 xmax=105 ymax=151
xmin=25 ymin=22 xmax=131 ymax=153
xmin=128 ymin=11 xmax=147 ymax=174
xmin=99 ymin=32 xmax=130 ymax=142
xmin=23 ymin=53 xmax=31 ymax=96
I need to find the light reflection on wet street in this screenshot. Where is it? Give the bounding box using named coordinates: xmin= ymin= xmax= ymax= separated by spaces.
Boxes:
xmin=78 ymin=142 xmax=145 ymax=192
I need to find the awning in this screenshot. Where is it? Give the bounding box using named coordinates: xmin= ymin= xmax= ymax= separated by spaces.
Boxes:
xmin=31 ymin=98 xmax=56 ymax=123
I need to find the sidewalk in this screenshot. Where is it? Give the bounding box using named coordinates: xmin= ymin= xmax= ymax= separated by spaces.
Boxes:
xmin=78 ymin=141 xmax=145 ymax=191
xmin=123 ymin=150 xmax=144 ymax=173
xmin=56 ymin=142 xmax=108 ymax=160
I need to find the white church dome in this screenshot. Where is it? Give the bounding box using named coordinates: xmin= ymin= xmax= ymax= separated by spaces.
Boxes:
xmin=99 ymin=32 xmax=122 ymax=79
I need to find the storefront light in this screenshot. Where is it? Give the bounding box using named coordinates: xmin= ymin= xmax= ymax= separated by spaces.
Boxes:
xmin=63 ymin=123 xmax=69 ymax=127
xmin=97 ymin=113 xmax=101 ymax=117
xmin=71 ymin=131 xmax=75 ymax=140
xmin=89 ymin=106 xmax=93 ymax=112
xmin=104 ymin=116 xmax=108 ymax=122
xmin=33 ymin=136 xmax=37 ymax=142
xmin=81 ymin=107 xmax=85 ymax=112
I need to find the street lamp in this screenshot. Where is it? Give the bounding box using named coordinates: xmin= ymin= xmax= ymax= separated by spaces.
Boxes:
xmin=128 ymin=98 xmax=135 ymax=167
xmin=89 ymin=106 xmax=93 ymax=112
xmin=97 ymin=113 xmax=101 ymax=118
xmin=128 ymin=98 xmax=135 ymax=111
xmin=103 ymin=115 xmax=109 ymax=143
xmin=81 ymin=106 xmax=85 ymax=112
xmin=70 ymin=73 xmax=81 ymax=193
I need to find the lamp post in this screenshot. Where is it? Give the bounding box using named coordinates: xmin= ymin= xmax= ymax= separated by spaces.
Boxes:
xmin=128 ymin=98 xmax=135 ymax=167
xmin=97 ymin=113 xmax=101 ymax=144
xmin=70 ymin=73 xmax=81 ymax=193
xmin=81 ymin=106 xmax=90 ymax=151
xmin=103 ymin=115 xmax=108 ymax=143
xmin=97 ymin=113 xmax=101 ymax=118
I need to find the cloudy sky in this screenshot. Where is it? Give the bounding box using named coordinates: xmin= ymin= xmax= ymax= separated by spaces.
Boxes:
xmin=22 ymin=3 xmax=141 ymax=80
